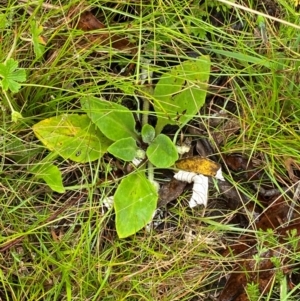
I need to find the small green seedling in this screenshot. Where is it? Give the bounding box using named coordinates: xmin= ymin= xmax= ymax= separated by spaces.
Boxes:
xmin=0 ymin=58 xmax=26 ymax=93
xmin=256 ymin=15 xmax=268 ymax=45
xmin=0 ymin=58 xmax=27 ymax=121
xmin=30 ymin=20 xmax=46 ymax=60
xmin=33 ymin=55 xmax=211 ymax=238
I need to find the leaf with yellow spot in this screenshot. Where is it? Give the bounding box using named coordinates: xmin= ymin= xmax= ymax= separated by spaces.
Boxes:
xmin=33 ymin=114 xmax=112 ymax=163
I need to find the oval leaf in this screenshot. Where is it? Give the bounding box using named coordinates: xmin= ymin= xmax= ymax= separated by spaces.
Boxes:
xmin=141 ymin=124 xmax=155 ymax=144
xmin=107 ymin=137 xmax=137 ymax=161
xmin=147 ymin=134 xmax=178 ymax=168
xmin=153 ymin=56 xmax=210 ymax=133
xmin=33 ymin=114 xmax=112 ymax=163
xmin=114 ymin=172 xmax=158 ymax=238
xmin=81 ymin=97 xmax=138 ymax=141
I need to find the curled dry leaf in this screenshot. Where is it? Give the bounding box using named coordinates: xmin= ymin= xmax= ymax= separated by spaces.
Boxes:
xmin=219 ymin=221 xmax=300 ymax=301
xmin=218 ymin=249 xmax=279 ymax=301
xmin=158 ymin=177 xmax=187 ymax=207
xmin=284 ymin=157 xmax=300 ymax=182
xmin=218 ymin=191 xmax=300 ymax=301
xmin=214 ymin=178 xmax=251 ymax=210
xmin=218 ymin=153 xmax=300 ymax=300
xmin=74 ymin=10 xmax=136 ymax=53
xmin=76 ymin=11 xmax=105 ymax=30
xmin=224 ymin=153 xmax=264 ymax=181
xmin=224 ymin=153 xmax=275 ymax=199
xmin=195 ymin=138 xmax=217 ymax=159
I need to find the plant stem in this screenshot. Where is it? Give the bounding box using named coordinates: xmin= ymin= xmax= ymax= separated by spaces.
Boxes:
xmin=141 ymin=87 xmax=156 ymax=184
xmin=3 ymin=90 xmax=15 ymax=112
xmin=142 ymin=95 xmax=150 ymax=127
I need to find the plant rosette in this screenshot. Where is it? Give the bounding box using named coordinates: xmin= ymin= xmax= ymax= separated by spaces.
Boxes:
xmin=32 ymin=55 xmax=211 ymax=238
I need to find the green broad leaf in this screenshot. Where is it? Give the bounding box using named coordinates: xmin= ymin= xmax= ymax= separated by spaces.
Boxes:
xmin=107 ymin=137 xmax=137 ymax=161
xmin=141 ymin=124 xmax=155 ymax=144
xmin=153 ymin=56 xmax=210 ymax=134
xmin=33 ymin=114 xmax=112 ymax=163
xmin=0 ymin=58 xmax=26 ymax=93
xmin=81 ymin=97 xmax=138 ymax=141
xmin=114 ymin=172 xmax=158 ymax=238
xmin=33 ymin=163 xmax=65 ymax=193
xmin=146 ymin=134 xmax=178 ymax=168
xmin=30 ymin=21 xmax=46 ymax=59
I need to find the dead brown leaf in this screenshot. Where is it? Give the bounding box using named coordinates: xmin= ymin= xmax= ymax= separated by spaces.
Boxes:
xmin=158 ymin=178 xmax=187 ymax=207
xmin=218 ymin=192 xmax=300 ymax=301
xmin=76 ymin=11 xmax=105 ymax=30
xmin=284 ymin=157 xmax=300 ymax=182
xmin=74 ymin=10 xmax=136 ymax=53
